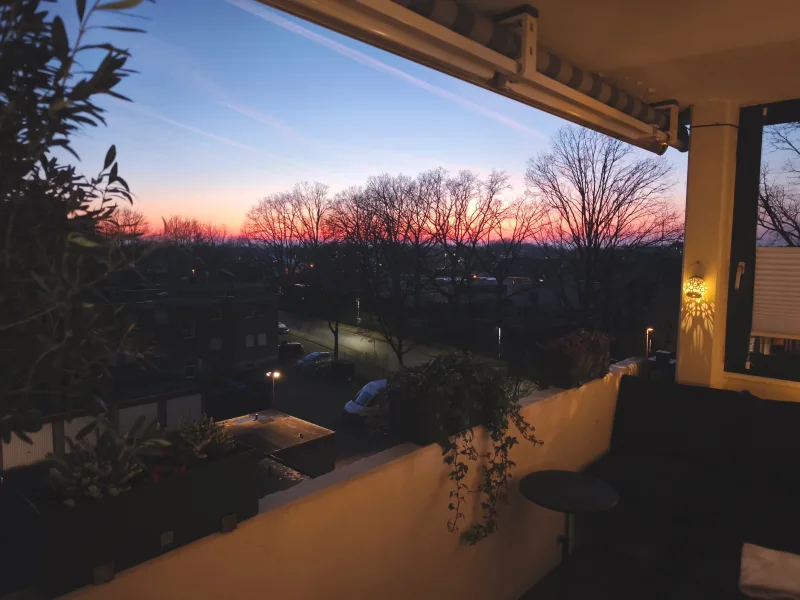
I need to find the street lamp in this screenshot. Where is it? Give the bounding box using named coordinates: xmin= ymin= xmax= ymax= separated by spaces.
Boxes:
xmin=356 ymin=297 xmax=361 ymax=327
xmin=645 ymin=328 xmax=654 ymax=359
xmin=266 ymin=371 xmax=281 ymax=404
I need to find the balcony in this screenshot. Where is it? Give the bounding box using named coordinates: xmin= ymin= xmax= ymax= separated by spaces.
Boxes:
xmin=58 ymin=361 xmax=640 ymax=600
xmin=49 ymin=354 xmax=800 ymax=600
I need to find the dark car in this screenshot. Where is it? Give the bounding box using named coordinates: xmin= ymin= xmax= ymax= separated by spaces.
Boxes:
xmin=295 ymin=352 xmax=332 ymax=371
xmin=278 ymin=340 xmax=305 ymax=362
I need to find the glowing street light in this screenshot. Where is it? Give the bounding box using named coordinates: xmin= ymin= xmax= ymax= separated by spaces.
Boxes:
xmin=645 ymin=328 xmax=654 ymax=358
xmin=266 ymin=370 xmax=281 ymax=404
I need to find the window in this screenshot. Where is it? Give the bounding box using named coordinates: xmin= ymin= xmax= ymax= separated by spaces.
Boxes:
xmin=182 ymin=321 xmax=195 ymax=339
xmin=245 ymin=305 xmax=255 ymax=319
xmin=210 ymin=337 xmax=222 ymax=351
xmin=245 ymin=334 xmax=254 ymax=348
xmin=154 ymin=309 xmax=167 ymax=324
xmin=257 ymin=333 xmax=267 ymax=346
xmin=726 ymin=98 xmax=800 ymax=381
xmin=185 ymin=357 xmax=196 ymax=379
xmin=210 ymin=306 xmax=222 ymax=320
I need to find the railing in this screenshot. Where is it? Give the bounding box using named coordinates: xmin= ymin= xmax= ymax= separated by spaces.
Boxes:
xmin=62 ymin=360 xmax=640 ymax=600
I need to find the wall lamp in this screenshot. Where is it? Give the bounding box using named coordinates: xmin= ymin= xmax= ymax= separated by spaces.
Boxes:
xmin=684 ymin=275 xmax=707 ymax=300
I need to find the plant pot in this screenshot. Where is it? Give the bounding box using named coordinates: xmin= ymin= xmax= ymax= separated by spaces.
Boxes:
xmin=389 ymin=394 xmax=477 ymax=447
xmin=0 ymin=481 xmax=44 ymax=596
xmin=36 ymin=444 xmax=259 ymax=597
xmin=542 ymin=350 xmax=610 ymax=389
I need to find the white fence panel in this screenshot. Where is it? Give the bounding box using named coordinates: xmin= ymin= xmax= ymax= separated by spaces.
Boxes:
xmin=165 ymin=394 xmax=203 ymax=428
xmin=1 ymin=424 xmax=53 ymax=469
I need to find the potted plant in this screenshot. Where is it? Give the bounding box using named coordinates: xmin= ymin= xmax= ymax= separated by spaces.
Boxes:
xmin=35 ymin=415 xmax=258 ymax=597
xmin=539 ymin=330 xmax=612 ymax=389
xmin=384 ymin=353 xmax=543 ymax=544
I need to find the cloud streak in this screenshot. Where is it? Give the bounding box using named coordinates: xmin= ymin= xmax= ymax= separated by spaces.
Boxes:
xmin=224 ymin=0 xmax=545 ymax=140
xmin=117 ymin=101 xmax=311 ymax=175
xmin=133 ymin=34 xmax=496 ymax=173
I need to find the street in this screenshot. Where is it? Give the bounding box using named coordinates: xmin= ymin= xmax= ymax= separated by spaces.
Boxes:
xmin=278 ymin=312 xmax=443 ymax=371
xmin=270 ymin=332 xmax=399 ymax=468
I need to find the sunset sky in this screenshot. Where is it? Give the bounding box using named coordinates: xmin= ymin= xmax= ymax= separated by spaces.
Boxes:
xmin=65 ymin=0 xmax=688 ymax=233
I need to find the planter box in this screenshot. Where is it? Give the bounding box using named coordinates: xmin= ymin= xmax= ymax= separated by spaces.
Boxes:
xmin=38 ymin=444 xmax=258 ymax=597
xmin=542 ymin=350 xmax=610 ymax=389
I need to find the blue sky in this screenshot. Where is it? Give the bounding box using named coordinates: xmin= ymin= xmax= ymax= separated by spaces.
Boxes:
xmin=64 ymin=0 xmax=687 ymax=231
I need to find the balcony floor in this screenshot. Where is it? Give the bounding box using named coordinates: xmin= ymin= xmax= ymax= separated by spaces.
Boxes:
xmin=520 ymin=548 xmax=747 ymax=600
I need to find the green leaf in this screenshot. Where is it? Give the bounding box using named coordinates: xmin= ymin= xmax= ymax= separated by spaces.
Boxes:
xmin=99 ymin=25 xmax=146 ymax=33
xmin=103 ymin=145 xmax=116 ymax=170
xmin=75 ymin=420 xmax=98 ymax=440
xmin=146 ymin=438 xmax=171 ymax=447
xmin=97 ymin=0 xmax=143 ymax=9
xmin=52 ymin=17 xmax=69 ymax=61
xmin=77 ymin=0 xmax=87 ymax=21
xmin=128 ymin=415 xmax=146 ymax=439
xmin=67 ymin=232 xmax=100 ymax=247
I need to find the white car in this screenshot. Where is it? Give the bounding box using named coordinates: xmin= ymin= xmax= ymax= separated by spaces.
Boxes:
xmin=343 ymin=379 xmax=387 ymax=418
xmin=277 ymin=322 xmax=289 ymax=335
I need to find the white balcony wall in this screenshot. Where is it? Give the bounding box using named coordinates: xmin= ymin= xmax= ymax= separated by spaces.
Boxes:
xmin=64 ymin=360 xmax=639 ymax=600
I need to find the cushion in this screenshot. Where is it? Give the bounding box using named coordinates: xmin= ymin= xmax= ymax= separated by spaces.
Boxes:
xmin=610 ymin=376 xmax=756 ymax=467
xmin=590 ymin=454 xmax=735 ymax=523
xmin=724 ymin=489 xmax=800 ymax=557
xmin=740 ymin=398 xmax=800 ymax=491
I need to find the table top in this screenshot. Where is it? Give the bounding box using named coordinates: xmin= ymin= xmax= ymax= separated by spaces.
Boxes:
xmin=519 ymin=470 xmax=619 ymax=515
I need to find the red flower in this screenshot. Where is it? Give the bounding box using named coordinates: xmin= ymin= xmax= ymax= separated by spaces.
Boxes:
xmin=152 ymin=473 xmax=160 ymax=483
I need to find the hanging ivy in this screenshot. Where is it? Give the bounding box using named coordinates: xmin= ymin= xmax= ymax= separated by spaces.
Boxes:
xmin=384 ymin=353 xmax=543 ymax=544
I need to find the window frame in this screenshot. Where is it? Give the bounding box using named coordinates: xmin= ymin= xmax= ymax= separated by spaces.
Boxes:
xmin=725 ymin=98 xmax=800 ymax=381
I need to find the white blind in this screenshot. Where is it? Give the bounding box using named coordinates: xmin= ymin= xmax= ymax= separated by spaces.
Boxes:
xmin=752 ymin=246 xmax=800 ymax=339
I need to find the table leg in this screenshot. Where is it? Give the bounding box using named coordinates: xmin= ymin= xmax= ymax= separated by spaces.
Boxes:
xmin=559 ymin=512 xmax=571 ymax=599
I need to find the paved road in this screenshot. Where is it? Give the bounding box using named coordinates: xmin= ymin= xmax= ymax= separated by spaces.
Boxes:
xmin=278 ymin=312 xmax=443 ymax=371
xmin=271 ymin=333 xmax=398 ymax=468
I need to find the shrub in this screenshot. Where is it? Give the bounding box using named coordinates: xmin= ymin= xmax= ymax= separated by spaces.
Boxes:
xmin=0 ymin=0 xmax=150 ymax=441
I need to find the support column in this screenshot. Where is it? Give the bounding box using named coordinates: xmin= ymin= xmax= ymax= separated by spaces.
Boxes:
xmin=676 ymin=102 xmax=739 ymax=386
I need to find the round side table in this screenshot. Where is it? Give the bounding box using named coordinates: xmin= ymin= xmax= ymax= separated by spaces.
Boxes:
xmin=520 ymin=469 xmax=618 ymax=598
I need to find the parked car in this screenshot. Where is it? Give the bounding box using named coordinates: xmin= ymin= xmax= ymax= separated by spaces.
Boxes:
xmin=295 ymin=352 xmax=332 ymax=371
xmin=277 ymin=322 xmax=289 ymax=335
xmin=278 ymin=340 xmax=305 ymax=362
xmin=343 ymin=379 xmax=387 ymax=419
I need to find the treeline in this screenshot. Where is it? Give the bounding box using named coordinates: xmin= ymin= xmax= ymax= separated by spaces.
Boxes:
xmin=102 ymin=127 xmax=684 ymax=363
xmin=238 ymin=127 xmax=683 ymax=362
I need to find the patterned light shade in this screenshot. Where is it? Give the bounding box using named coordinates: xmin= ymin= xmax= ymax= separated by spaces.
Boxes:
xmin=684 ymin=276 xmax=707 ymax=299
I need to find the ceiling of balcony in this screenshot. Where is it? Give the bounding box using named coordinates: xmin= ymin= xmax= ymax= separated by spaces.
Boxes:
xmin=464 ymin=0 xmax=800 ymax=108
